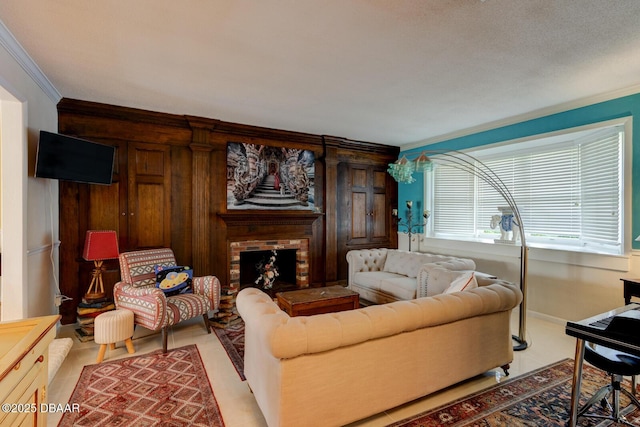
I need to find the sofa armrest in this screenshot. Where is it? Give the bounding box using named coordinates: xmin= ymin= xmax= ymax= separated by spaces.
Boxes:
xmin=113 ymin=281 xmax=163 ymax=298
xmin=346 ymin=248 xmax=388 ymax=289
xmin=236 ymin=287 xmax=289 ymax=367
xmin=416 ymin=258 xmax=477 ymax=298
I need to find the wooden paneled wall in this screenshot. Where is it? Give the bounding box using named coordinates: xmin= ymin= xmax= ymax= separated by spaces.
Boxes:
xmin=57 ymin=99 xmax=399 ymax=324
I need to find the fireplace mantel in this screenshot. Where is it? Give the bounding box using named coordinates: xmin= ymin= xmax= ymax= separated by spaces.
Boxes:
xmin=218 ymin=211 xmax=323 ymax=227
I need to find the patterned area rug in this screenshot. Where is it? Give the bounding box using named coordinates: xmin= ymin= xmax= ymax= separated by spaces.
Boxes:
xmin=58 ymin=344 xmax=225 ymax=426
xmin=213 ymin=319 xmax=245 ymax=380
xmin=389 ymin=358 xmax=640 ymax=426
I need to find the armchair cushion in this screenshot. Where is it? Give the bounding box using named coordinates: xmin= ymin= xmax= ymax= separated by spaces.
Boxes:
xmin=165 ymin=293 xmax=210 ymax=324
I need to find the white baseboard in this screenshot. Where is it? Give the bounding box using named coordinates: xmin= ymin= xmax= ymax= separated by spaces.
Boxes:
xmin=527 ymin=310 xmax=567 ymax=326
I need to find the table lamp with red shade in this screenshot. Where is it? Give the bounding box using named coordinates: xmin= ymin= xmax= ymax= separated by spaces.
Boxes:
xmin=82 ymin=230 xmax=119 ymax=300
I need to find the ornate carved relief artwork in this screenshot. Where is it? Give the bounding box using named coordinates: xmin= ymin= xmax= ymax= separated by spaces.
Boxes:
xmin=226 ymin=142 xmax=315 ymax=210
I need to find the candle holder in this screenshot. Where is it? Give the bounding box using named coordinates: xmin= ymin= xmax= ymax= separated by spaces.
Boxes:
xmin=393 ymin=201 xmax=430 ymax=251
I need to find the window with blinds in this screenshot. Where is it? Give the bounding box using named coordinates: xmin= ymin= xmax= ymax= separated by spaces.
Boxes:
xmin=429 ymin=124 xmax=624 ymax=255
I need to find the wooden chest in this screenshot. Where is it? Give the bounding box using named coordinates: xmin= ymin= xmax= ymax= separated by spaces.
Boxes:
xmin=276 ymin=286 xmax=359 ymax=317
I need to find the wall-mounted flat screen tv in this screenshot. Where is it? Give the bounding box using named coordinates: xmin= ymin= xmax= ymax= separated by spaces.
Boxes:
xmin=35 ymin=131 xmax=115 ymax=185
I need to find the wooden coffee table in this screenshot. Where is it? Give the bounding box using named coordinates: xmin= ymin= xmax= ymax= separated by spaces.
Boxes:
xmin=276 ymin=286 xmax=359 ymax=317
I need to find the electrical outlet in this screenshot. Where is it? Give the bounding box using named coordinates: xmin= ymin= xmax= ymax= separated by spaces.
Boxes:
xmin=55 ymin=295 xmax=63 ymax=307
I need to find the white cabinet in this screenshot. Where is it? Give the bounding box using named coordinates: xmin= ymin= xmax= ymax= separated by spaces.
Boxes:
xmin=0 ymin=315 xmax=59 ymax=427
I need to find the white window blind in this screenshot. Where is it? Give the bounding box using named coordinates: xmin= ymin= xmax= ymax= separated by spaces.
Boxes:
xmin=433 ymin=166 xmax=475 ymax=235
xmin=579 ymin=129 xmax=622 ymax=246
xmin=431 ymin=124 xmax=624 ymax=254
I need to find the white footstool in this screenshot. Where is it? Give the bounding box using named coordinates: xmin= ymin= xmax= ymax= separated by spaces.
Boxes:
xmin=94 ymin=309 xmax=135 ymax=363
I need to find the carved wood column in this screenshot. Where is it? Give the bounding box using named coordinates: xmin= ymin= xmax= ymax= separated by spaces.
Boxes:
xmin=187 ymin=118 xmax=215 ymax=275
xmin=323 ymin=138 xmax=340 ymax=283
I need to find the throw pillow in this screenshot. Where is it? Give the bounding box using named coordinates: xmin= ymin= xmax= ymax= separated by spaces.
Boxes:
xmin=382 ymin=250 xmax=405 ymax=275
xmin=444 ymin=271 xmax=477 ymax=294
xmin=383 ymin=250 xmax=427 ymax=278
xmin=154 ymin=265 xmax=193 ymax=296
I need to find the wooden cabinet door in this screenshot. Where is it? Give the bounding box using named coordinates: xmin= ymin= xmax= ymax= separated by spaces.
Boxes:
xmin=370 ymin=168 xmax=389 ymax=243
xmin=127 ymin=142 xmax=171 ymax=249
xmin=337 ymin=163 xmax=394 ymax=281
xmin=336 ymin=163 xmax=397 ymax=280
xmin=345 ymin=164 xmax=389 ymax=245
xmin=86 ymin=141 xmax=127 ymax=244
xmin=83 ymin=141 xmax=173 ymax=251
xmin=350 ymin=166 xmax=369 ymax=242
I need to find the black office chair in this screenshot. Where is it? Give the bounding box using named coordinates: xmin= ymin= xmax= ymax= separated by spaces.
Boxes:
xmin=577 ymin=343 xmax=640 ymax=426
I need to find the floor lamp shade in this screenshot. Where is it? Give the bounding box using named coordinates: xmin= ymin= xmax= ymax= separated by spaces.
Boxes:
xmin=83 ymin=230 xmax=119 ymax=300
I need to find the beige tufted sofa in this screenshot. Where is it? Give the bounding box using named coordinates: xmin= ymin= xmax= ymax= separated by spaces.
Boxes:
xmin=237 ymin=281 xmax=523 ymax=427
xmin=346 ymin=248 xmax=478 ymax=303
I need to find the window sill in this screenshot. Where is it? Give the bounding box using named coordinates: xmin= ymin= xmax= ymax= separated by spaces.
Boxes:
xmin=416 ymin=236 xmax=630 ymax=272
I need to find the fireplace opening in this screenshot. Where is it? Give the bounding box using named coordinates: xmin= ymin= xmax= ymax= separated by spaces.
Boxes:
xmin=240 ymin=248 xmax=297 ymax=293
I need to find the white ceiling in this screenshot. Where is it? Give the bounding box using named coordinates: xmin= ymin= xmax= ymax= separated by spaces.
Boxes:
xmin=2 ymin=1 xmax=640 ymax=146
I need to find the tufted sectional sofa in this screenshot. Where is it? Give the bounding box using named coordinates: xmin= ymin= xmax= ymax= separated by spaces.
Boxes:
xmin=346 ymin=248 xmax=481 ymax=304
xmin=237 ymin=280 xmax=523 ymax=427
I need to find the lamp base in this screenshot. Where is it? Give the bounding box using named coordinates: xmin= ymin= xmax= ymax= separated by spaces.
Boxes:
xmin=512 ymin=334 xmax=529 ymax=351
xmin=84 ymin=291 xmax=106 ymax=301
xmin=85 ymin=260 xmax=107 ymax=302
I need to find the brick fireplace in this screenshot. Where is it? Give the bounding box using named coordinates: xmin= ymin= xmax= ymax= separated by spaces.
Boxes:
xmin=229 ymin=239 xmax=310 ymax=291
xmin=211 ymin=211 xmax=321 ymax=328
xmin=211 ymin=238 xmax=310 ymax=328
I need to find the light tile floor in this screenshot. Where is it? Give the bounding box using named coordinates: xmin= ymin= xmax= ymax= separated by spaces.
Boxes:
xmin=47 ymin=310 xmax=577 ymax=426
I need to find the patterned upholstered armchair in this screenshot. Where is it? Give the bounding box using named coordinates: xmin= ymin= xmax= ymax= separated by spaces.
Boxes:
xmin=113 ymin=248 xmax=221 ymax=352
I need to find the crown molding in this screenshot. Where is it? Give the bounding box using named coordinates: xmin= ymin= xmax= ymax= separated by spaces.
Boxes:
xmin=0 ymin=19 xmax=61 ymax=104
xmin=402 ymin=83 xmax=640 ymax=152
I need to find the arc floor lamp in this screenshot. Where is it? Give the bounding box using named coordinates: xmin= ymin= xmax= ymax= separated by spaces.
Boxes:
xmin=388 ymin=150 xmax=529 ymax=351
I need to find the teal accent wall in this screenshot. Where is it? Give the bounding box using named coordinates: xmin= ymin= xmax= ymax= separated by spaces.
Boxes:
xmin=396 ymin=179 xmax=425 ymax=233
xmin=398 ymin=91 xmax=640 ymax=248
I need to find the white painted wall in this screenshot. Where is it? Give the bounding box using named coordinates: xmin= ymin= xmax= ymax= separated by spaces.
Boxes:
xmin=0 ymin=21 xmax=60 ymax=321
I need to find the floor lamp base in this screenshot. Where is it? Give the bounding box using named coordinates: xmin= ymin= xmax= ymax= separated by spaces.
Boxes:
xmin=512 ymin=334 xmax=528 ymax=351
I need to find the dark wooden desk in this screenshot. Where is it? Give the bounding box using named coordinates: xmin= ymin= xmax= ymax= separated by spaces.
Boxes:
xmin=622 ymin=278 xmax=640 ymax=305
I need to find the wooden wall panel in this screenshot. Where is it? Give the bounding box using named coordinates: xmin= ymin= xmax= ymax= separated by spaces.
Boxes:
xmin=373 ymin=170 xmax=386 ymax=189
xmin=57 ymin=98 xmax=399 ymax=323
xmin=88 ymin=184 xmax=119 ymax=231
xmin=353 ymin=169 xmax=367 ymax=187
xmin=373 ymin=193 xmax=386 ymax=238
xmin=352 ymin=193 xmax=367 ymax=238
xmin=127 ymin=143 xmax=171 ymax=249
xmin=322 ymin=144 xmax=339 ymax=283
xmin=170 ymin=145 xmax=194 ymax=266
